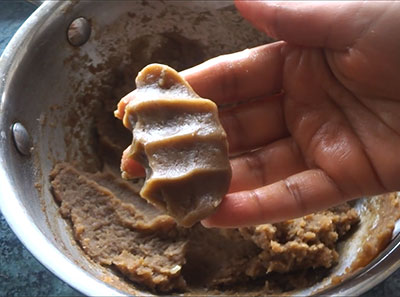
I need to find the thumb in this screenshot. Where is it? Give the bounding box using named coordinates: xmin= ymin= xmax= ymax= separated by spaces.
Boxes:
xmin=235 ymin=0 xmax=386 ymax=50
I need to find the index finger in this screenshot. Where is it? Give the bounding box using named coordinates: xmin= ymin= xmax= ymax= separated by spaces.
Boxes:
xmin=116 ymin=42 xmax=284 ymax=120
xmin=181 ymin=41 xmax=284 ymax=105
xmin=202 ymin=169 xmax=351 ymax=228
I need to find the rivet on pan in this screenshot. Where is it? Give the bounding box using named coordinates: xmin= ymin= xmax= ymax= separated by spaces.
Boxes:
xmin=67 ymin=17 xmax=91 ymax=47
xmin=11 ymin=123 xmax=32 ymax=156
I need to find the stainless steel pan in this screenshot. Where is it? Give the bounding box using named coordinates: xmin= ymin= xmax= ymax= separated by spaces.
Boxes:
xmin=1 ymin=1 xmax=400 ymax=296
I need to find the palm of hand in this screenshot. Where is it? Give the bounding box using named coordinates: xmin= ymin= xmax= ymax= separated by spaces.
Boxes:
xmin=284 ymin=27 xmax=400 ymax=199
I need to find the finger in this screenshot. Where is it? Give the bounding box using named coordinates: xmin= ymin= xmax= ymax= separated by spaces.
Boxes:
xmin=202 ymin=169 xmax=354 ymax=228
xmin=114 ymin=92 xmax=133 ymax=122
xmin=229 ymin=138 xmax=306 ymax=193
xmin=121 ymin=146 xmax=145 ymax=179
xmin=120 ymin=94 xmax=288 ymax=178
xmin=235 ymin=0 xmax=387 ymax=49
xmin=220 ymin=94 xmax=288 ymax=154
xmin=118 ymin=85 xmax=286 ymax=176
xmin=181 ymin=42 xmax=284 ymax=105
xmin=117 ymin=43 xmax=284 ymax=122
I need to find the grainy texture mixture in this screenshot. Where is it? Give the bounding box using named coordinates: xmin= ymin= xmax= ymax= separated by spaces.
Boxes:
xmin=51 ymin=161 xmax=359 ymax=294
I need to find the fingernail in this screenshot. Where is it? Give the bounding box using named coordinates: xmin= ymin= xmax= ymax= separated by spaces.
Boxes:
xmin=200 ymin=219 xmax=213 ymax=228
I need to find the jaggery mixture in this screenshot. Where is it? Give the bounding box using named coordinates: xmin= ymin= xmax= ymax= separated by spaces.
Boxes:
xmin=49 ymin=9 xmax=400 ymax=293
xmin=115 ymin=64 xmax=231 ymax=227
xmin=51 ymin=162 xmax=360 ymax=293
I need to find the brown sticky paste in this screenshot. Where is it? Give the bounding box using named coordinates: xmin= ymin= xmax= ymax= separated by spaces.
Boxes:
xmin=50 ymin=161 xmax=364 ymax=293
xmin=117 ymin=64 xmax=231 ymax=227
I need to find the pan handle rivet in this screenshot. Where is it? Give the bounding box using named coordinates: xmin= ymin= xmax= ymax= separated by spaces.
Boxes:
xmin=11 ymin=122 xmax=32 ymax=156
xmin=67 ymin=17 xmax=91 ymax=47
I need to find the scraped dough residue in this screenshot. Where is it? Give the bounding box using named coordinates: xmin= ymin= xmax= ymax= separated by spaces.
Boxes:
xmin=51 ymin=162 xmax=361 ymax=293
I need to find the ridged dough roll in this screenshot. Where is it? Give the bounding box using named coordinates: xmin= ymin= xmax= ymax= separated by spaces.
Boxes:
xmin=118 ymin=64 xmax=231 ymax=227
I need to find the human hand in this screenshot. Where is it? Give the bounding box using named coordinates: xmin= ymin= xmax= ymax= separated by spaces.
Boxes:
xmin=119 ymin=0 xmax=400 ymax=227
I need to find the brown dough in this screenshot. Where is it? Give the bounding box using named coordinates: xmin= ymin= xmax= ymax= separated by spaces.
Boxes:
xmin=50 ymin=163 xmax=362 ymax=293
xmin=119 ymin=64 xmax=231 ymax=227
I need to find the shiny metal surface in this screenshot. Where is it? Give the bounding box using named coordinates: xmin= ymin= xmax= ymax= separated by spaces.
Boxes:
xmin=26 ymin=0 xmax=43 ymax=7
xmin=1 ymin=1 xmax=400 ymax=296
xmin=0 ymin=1 xmax=127 ymax=295
xmin=11 ymin=122 xmax=32 ymax=156
xmin=67 ymin=17 xmax=91 ymax=47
